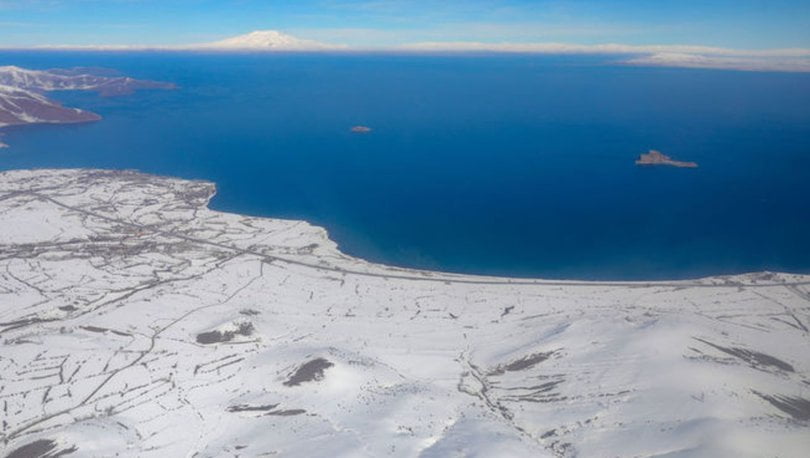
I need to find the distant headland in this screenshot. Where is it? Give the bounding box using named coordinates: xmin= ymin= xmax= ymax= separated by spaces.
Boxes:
xmin=635 ymin=150 xmax=698 ymax=168
xmin=0 ymin=66 xmax=175 ymax=147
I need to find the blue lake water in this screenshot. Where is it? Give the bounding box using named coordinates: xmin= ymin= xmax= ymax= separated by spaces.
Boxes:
xmin=1 ymin=52 xmax=809 ymax=280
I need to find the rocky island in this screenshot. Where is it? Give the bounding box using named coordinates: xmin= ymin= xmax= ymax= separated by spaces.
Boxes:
xmin=0 ymin=168 xmax=808 ymax=457
xmin=635 ymin=149 xmax=698 ymax=168
xmin=350 ymin=125 xmax=372 ymax=133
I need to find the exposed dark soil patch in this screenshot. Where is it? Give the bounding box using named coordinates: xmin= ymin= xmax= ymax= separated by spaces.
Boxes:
xmin=79 ymin=325 xmax=131 ymax=337
xmin=490 ymin=351 xmax=557 ymax=375
xmin=541 ymin=429 xmax=557 ymax=439
xmin=754 ymin=391 xmax=810 ymax=421
xmin=265 ymin=409 xmax=306 ymax=416
xmin=7 ymin=439 xmax=77 ymax=458
xmin=227 ymin=403 xmax=305 ymax=416
xmin=505 ymin=351 xmax=556 ymax=372
xmin=695 ymin=338 xmax=794 ymax=372
xmin=196 ymin=322 xmax=254 ymax=344
xmin=283 ymin=358 xmax=334 ymax=386
xmin=1 ymin=317 xmax=57 ymax=334
xmin=227 ymin=403 xmax=279 ymax=412
xmin=530 ymin=380 xmax=564 ymax=393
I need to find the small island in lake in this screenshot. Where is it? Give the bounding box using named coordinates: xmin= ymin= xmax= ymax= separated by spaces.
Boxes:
xmin=350 ymin=125 xmax=372 ymax=133
xmin=635 ymin=149 xmax=698 ymax=168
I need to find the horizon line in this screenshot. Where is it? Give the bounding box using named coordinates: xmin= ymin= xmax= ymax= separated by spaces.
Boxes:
xmin=2 ymin=30 xmax=809 ymax=73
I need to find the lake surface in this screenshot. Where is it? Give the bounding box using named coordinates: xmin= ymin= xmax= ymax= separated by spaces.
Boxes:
xmin=1 ymin=52 xmax=809 ymax=280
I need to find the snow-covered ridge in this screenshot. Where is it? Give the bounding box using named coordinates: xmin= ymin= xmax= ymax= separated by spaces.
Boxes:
xmin=0 ymin=83 xmax=99 ymax=128
xmin=0 ymin=168 xmax=808 ymax=457
xmin=0 ymin=65 xmax=175 ymax=95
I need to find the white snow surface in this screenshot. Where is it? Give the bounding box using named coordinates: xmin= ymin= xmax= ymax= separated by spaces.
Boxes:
xmin=197 ymin=30 xmax=343 ymax=51
xmin=0 ymin=83 xmax=93 ymax=127
xmin=0 ymin=66 xmax=114 ymax=92
xmin=0 ymin=66 xmax=173 ymax=135
xmin=0 ymin=169 xmax=808 ymax=457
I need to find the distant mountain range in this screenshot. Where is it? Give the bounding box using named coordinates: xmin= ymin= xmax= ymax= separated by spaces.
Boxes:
xmin=0 ymin=66 xmax=174 ymax=133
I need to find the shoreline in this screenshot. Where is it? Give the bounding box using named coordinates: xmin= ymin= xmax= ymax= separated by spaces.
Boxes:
xmin=184 ymin=169 xmax=807 ymax=285
xmin=4 ymin=167 xmax=806 ymax=287
xmin=1 ymin=167 xmax=808 ymax=456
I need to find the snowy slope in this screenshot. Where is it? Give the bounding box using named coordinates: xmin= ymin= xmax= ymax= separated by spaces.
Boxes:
xmin=0 ymin=65 xmax=117 ymax=92
xmin=197 ymin=30 xmax=343 ymax=51
xmin=0 ymin=84 xmax=100 ymax=128
xmin=0 ymin=65 xmax=175 ymax=95
xmin=0 ymin=169 xmax=808 ymax=457
xmin=0 ymin=66 xmax=174 ymax=138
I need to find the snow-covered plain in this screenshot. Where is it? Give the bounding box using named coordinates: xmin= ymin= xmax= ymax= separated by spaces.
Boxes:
xmin=0 ymin=169 xmax=808 ymax=457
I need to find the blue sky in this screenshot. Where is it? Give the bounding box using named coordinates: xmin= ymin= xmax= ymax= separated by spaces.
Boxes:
xmin=1 ymin=0 xmax=809 ymax=48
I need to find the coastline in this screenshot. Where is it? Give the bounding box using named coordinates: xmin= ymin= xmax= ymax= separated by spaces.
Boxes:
xmin=1 ymin=168 xmax=808 ymax=457
xmin=3 ymin=167 xmax=802 ymax=287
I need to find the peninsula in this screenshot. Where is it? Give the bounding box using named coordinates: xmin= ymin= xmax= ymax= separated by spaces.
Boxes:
xmin=0 ymin=169 xmax=807 ymax=457
xmin=0 ymin=83 xmax=101 ymax=128
xmin=635 ymin=149 xmax=698 ymax=168
xmin=0 ymin=66 xmax=174 ymax=145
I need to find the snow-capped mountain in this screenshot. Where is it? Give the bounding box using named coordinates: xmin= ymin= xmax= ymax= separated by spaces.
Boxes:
xmin=198 ymin=30 xmax=342 ymax=51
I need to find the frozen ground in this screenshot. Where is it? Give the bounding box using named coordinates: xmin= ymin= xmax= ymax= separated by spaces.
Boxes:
xmin=0 ymin=169 xmax=808 ymax=457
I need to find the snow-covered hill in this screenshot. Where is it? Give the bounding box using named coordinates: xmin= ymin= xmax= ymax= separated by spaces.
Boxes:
xmin=0 ymin=83 xmax=100 ymax=128
xmin=0 ymin=169 xmax=808 ymax=457
xmin=197 ymin=30 xmax=343 ymax=51
xmin=0 ymin=66 xmax=175 ymax=96
xmin=0 ymin=66 xmax=174 ymax=135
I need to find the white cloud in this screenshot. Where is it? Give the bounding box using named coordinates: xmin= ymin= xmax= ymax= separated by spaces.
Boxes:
xmin=399 ymin=41 xmax=810 ymax=57
xmin=397 ymin=41 xmax=810 ymax=72
xmin=4 ymin=30 xmax=808 ymax=72
xmin=626 ymin=52 xmax=810 ymax=73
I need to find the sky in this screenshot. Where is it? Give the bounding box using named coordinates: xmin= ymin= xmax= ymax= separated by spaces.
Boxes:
xmin=1 ymin=0 xmax=809 ymax=49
